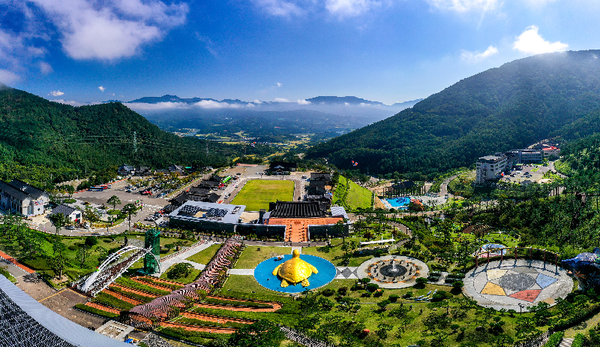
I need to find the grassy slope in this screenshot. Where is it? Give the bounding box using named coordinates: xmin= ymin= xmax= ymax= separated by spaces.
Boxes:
xmin=231 ymin=179 xmax=294 ymax=211
xmin=332 ymin=175 xmax=373 ymax=210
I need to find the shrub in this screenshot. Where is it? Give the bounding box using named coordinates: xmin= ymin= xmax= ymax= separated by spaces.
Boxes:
xmin=361 ymin=278 xmax=371 ymax=284
xmin=571 ymin=333 xmax=584 ymax=347
xmin=85 ymin=236 xmax=98 ymax=247
xmin=403 ymin=291 xmax=413 ymax=299
xmin=543 ymin=331 xmax=564 ymax=347
xmin=452 ymin=280 xmax=464 ymax=289
xmin=68 ymin=245 xmax=77 ymax=251
xmin=338 ymin=287 xmax=348 ymax=296
xmin=389 ymin=294 xmax=399 ymax=302
xmin=167 ymin=263 xmax=193 ymax=280
xmin=431 ymin=291 xmax=451 ymax=302
xmin=366 ymin=283 xmax=380 ymax=292
xmin=373 ymin=289 xmax=384 ymax=297
xmin=322 ymin=289 xmax=335 ymax=297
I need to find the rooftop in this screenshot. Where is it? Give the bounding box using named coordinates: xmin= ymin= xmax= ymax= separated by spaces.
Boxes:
xmin=169 ymin=201 xmax=245 ymax=224
xmin=269 ymin=201 xmax=326 ymax=218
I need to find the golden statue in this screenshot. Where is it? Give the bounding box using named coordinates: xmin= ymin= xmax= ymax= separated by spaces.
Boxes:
xmin=272 ymin=249 xmax=318 ymax=287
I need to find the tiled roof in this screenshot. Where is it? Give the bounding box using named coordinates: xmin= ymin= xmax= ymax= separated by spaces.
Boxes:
xmin=0 ymin=181 xmax=29 ymax=201
xmin=51 ymin=204 xmax=77 ymax=216
xmin=9 ymin=179 xmax=47 ymax=199
xmin=270 ymin=201 xmax=325 ymax=218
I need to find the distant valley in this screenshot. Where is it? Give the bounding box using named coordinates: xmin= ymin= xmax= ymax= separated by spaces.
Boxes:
xmin=122 ymin=95 xmax=421 ymax=143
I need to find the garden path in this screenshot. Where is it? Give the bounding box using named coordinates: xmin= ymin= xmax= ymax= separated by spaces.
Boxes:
xmin=564 ymin=308 xmax=600 ymax=338
xmin=157 ymin=241 xmax=214 ymax=276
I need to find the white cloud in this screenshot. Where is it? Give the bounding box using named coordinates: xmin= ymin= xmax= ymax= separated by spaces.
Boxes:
xmin=49 ymin=90 xmax=64 ymax=96
xmin=50 ymin=99 xmax=83 ymax=106
xmin=274 ymin=97 xmax=290 ymax=102
xmin=426 ymin=0 xmax=499 ymax=12
xmin=195 ymin=34 xmax=218 ymax=57
xmin=513 ymin=25 xmax=568 ymax=55
xmin=125 ymin=101 xmax=187 ymax=111
xmin=251 ymin=0 xmax=304 ymax=16
xmin=30 ymin=0 xmax=188 ymax=60
xmin=39 ymin=61 xmax=53 ymax=74
xmin=326 ymin=0 xmax=379 ymax=17
xmin=461 ymin=45 xmax=498 ymax=62
xmin=0 ymin=69 xmax=20 ymax=85
xmin=297 ymin=99 xmax=311 ymax=105
xmin=194 ymin=100 xmax=243 ymax=109
xmin=99 ymin=86 xmax=106 ymax=92
xmin=276 ymin=82 xmax=282 ymax=87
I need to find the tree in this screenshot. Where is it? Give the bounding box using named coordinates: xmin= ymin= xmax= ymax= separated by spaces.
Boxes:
xmin=82 ymin=206 xmax=100 ymax=223
xmin=121 ymin=203 xmax=138 ymax=232
xmin=48 ymin=254 xmax=66 ymax=279
xmin=48 ymin=212 xmax=69 ymax=235
xmin=167 ymin=263 xmax=193 ymax=279
xmin=77 ymin=245 xmax=91 ymax=268
xmin=107 ymin=195 xmax=121 ymax=211
xmin=231 ymin=320 xmax=285 ymax=347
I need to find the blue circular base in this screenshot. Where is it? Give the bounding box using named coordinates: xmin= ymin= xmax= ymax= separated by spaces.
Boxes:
xmin=254 ymin=254 xmax=337 ymax=293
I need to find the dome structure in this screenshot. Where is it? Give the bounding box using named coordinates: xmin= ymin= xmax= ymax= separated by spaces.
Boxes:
xmin=272 ymin=249 xmax=318 ymax=287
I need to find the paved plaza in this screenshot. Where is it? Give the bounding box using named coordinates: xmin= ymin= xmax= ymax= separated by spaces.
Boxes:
xmin=464 ymin=259 xmax=573 ymax=311
xmin=356 ymin=255 xmax=429 ymax=288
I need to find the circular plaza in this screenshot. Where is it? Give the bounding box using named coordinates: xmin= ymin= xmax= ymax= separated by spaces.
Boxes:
xmin=254 ymin=252 xmax=337 ymax=293
xmin=356 ymin=255 xmax=429 ymax=288
xmin=463 ymin=259 xmax=573 ymax=311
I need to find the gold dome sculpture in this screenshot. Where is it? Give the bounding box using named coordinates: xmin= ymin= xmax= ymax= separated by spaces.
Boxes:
xmin=272 ymin=249 xmax=318 ymax=287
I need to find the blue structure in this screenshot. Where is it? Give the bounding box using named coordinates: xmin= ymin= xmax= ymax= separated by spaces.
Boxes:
xmin=562 ymin=247 xmax=600 ymax=291
xmin=385 ymin=197 xmax=412 ymax=209
xmin=254 ymin=254 xmax=336 ymax=293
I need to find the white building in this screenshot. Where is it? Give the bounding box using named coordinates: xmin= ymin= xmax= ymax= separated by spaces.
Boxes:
xmin=476 ymin=155 xmax=508 ymax=184
xmin=0 ymin=179 xmax=49 ymax=216
xmin=519 ymin=149 xmax=543 ymax=163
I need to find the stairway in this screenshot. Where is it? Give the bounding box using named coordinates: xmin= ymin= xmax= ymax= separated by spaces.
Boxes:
xmin=559 ymin=338 xmax=574 ymax=347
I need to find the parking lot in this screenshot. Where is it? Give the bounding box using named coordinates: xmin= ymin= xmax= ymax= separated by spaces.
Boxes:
xmin=499 ymin=164 xmax=551 ymax=184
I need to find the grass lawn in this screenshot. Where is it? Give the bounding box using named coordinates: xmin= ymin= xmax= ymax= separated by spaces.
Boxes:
xmin=234 ymin=246 xmax=291 ymax=269
xmin=333 ymin=175 xmax=372 ymax=210
xmin=302 ymin=238 xmax=373 ymax=266
xmin=231 ymin=179 xmax=294 ymax=211
xmin=160 ymin=265 xmax=202 ymax=284
xmin=186 ymin=244 xmax=222 ymax=265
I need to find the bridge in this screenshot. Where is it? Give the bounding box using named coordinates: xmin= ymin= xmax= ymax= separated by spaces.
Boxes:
xmin=77 ymin=246 xmax=161 ymax=297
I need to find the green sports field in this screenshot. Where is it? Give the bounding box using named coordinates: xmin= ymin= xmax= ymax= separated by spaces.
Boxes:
xmin=231 ymin=179 xmax=294 ymax=211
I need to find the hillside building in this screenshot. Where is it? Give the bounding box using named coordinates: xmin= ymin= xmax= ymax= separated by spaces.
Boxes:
xmin=476 ymin=155 xmax=508 ymax=184
xmin=0 ymin=180 xmax=49 ymax=216
xmin=519 ymin=149 xmax=543 ymax=163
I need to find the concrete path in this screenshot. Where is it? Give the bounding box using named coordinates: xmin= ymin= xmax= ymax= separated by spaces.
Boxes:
xmin=157 ymin=241 xmax=215 ymax=276
xmin=229 ymin=269 xmax=255 ymax=275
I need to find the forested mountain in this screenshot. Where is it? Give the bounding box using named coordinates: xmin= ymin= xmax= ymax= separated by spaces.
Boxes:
xmin=0 ymin=86 xmax=254 ymax=185
xmin=306 ymin=50 xmax=600 ymax=178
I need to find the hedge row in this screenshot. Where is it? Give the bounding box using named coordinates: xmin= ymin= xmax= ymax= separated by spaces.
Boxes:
xmin=571 ymin=333 xmax=584 ymax=347
xmin=204 ymin=297 xmax=272 ymax=309
xmin=93 ymin=292 xmax=135 ymax=311
xmin=543 ymin=331 xmax=564 ymax=347
xmin=115 ymin=277 xmax=170 ymax=296
xmin=74 ymin=303 xmax=120 ymax=318
xmin=109 ymin=286 xmax=155 ymax=303
xmin=178 ymin=317 xmax=248 ymax=329
xmin=554 ymin=304 xmax=600 ymax=331
xmin=157 ymin=327 xmax=225 ymax=344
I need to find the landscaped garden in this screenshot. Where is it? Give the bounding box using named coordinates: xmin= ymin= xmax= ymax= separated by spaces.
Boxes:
xmin=230 ymin=179 xmax=294 ymax=211
xmin=333 ymin=174 xmax=373 ymax=210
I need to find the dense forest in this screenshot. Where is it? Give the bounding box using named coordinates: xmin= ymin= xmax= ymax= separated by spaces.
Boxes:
xmin=0 ymin=86 xmax=268 ymax=187
xmin=306 ymin=50 xmax=600 ymax=178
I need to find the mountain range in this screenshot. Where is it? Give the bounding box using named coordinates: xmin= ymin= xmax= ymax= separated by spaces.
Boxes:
xmin=121 ymin=95 xmax=422 ymax=140
xmin=306 ymin=50 xmax=600 ymax=178
xmin=0 ymin=86 xmax=256 ymax=186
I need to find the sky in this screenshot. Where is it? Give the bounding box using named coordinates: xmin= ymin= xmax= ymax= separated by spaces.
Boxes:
xmin=1 ymin=0 xmax=600 ymax=106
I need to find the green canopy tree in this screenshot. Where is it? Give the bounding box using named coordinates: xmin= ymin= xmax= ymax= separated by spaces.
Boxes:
xmin=48 ymin=212 xmax=69 ymax=235
xmin=232 ymin=320 xmax=285 ymax=347
xmin=121 ymin=203 xmax=138 ymax=232
xmin=107 ymin=195 xmax=121 ymax=211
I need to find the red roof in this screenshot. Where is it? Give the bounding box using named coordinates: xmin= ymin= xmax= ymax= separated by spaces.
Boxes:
xmin=543 ymin=146 xmax=558 ymax=151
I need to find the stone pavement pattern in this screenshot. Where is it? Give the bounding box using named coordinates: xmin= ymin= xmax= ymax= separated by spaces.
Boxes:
xmin=464 ymin=259 xmax=573 ymax=311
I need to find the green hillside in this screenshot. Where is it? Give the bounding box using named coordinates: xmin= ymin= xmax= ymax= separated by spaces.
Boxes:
xmin=333 ymin=175 xmax=373 ymax=210
xmin=307 ymin=50 xmax=600 ymax=178
xmin=0 ymin=86 xmax=260 ymax=186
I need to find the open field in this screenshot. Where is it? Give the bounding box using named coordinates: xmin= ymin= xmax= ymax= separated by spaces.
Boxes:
xmin=234 ymin=246 xmax=291 ymax=269
xmin=231 ymin=179 xmax=294 ymax=211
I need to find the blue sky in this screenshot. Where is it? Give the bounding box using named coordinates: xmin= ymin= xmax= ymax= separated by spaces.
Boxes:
xmin=1 ymin=0 xmax=599 ymax=106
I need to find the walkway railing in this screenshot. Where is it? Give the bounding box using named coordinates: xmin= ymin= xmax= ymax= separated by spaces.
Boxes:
xmin=280 ymin=326 xmax=335 ymax=347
